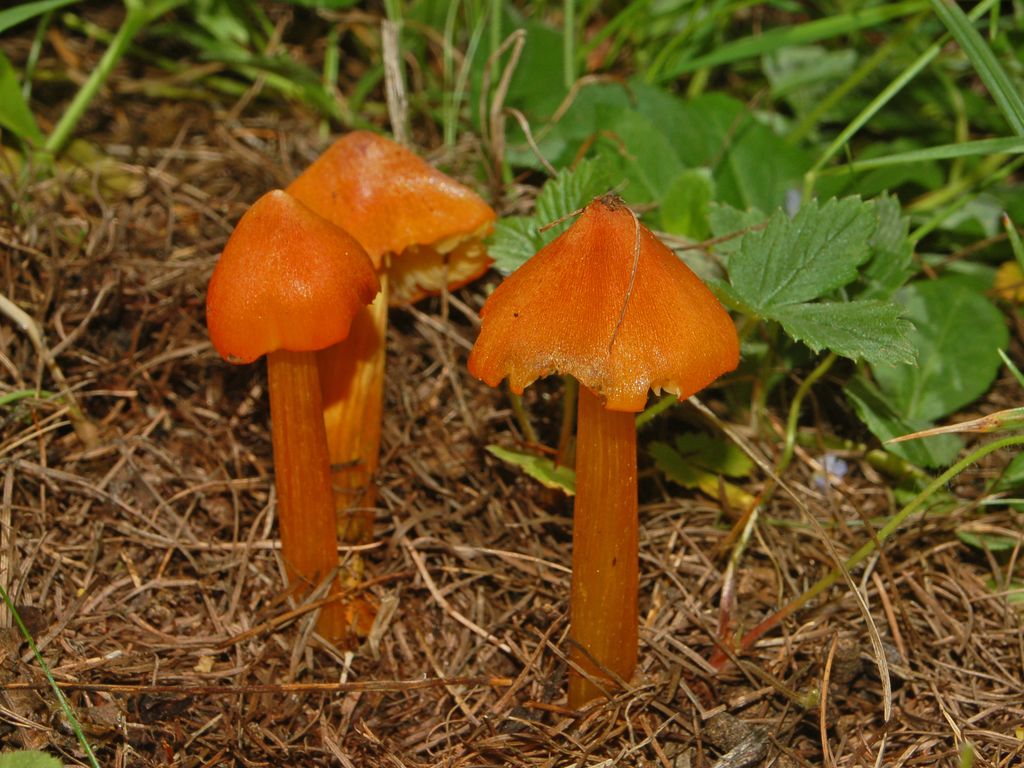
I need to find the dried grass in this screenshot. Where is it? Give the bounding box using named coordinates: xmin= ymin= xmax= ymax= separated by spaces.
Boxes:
xmin=1 ymin=10 xmax=1024 ymax=766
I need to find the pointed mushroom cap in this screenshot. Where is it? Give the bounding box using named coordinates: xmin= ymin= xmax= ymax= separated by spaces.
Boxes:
xmin=286 ymin=131 xmax=496 ymax=303
xmin=468 ymin=196 xmax=739 ymax=412
xmin=206 ymin=190 xmax=380 ymax=364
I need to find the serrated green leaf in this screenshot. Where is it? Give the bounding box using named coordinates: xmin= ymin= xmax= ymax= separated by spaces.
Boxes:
xmin=488 ymin=217 xmax=541 ymax=275
xmin=0 ymin=752 xmax=63 ymax=768
xmin=0 ymin=51 xmax=43 ymax=146
xmin=771 ymin=300 xmax=916 ymax=365
xmin=660 ymin=169 xmax=714 ymax=239
xmin=873 ymin=278 xmax=1009 ymax=422
xmin=861 ymin=194 xmax=915 ymax=299
xmin=846 ymin=375 xmax=963 ymax=469
xmin=708 ymin=203 xmax=767 ymax=262
xmin=534 ymin=156 xmax=615 ymax=235
xmin=486 ymin=445 xmax=575 ymax=495
xmin=728 ymin=197 xmax=876 ymax=311
xmin=491 ymin=159 xmax=616 ymax=275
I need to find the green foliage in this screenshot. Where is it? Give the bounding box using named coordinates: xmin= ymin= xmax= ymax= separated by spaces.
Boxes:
xmin=846 ymin=376 xmax=963 ymax=469
xmin=489 ymin=156 xmax=615 ymax=273
xmin=957 ymin=530 xmax=1020 ymax=553
xmin=0 ymin=0 xmax=79 ymax=35
xmin=872 ymin=278 xmax=1008 ymax=422
xmin=660 ymin=169 xmax=714 ymax=241
xmin=861 ymin=194 xmax=916 ymax=299
xmin=763 ymin=45 xmax=858 ymax=123
xmin=928 ymin=0 xmax=1024 ymax=136
xmin=716 ymin=197 xmax=916 ymax=366
xmin=848 ymin=275 xmax=1009 ymax=468
xmin=650 ymin=432 xmax=754 ymax=480
xmin=486 ymin=445 xmax=575 ymax=495
xmin=0 ymin=753 xmax=63 ymax=768
xmin=0 ymin=51 xmax=42 ymax=146
xmin=649 ymin=433 xmax=756 ymax=509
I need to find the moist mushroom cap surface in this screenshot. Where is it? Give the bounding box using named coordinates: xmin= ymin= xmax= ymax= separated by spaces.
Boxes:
xmin=286 ymin=131 xmax=496 ymax=303
xmin=468 ymin=196 xmax=739 ymax=412
xmin=206 ymin=190 xmax=380 ymax=364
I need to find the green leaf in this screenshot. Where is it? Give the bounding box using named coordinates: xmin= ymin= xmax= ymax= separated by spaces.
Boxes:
xmin=649 ymin=438 xmax=755 ymax=509
xmin=957 ymin=530 xmax=1019 ymax=553
xmin=0 ymin=51 xmax=43 ymax=146
xmin=0 ymin=0 xmax=79 ymax=35
xmin=708 ymin=203 xmax=767 ymax=261
xmin=763 ymin=45 xmax=858 ymax=120
xmin=929 ymin=0 xmax=1024 ymax=136
xmin=872 ymin=278 xmax=1009 ymax=422
xmin=191 ymin=0 xmax=252 ymax=46
xmin=486 ymin=445 xmax=575 ymax=495
xmin=489 ymin=217 xmax=540 ymax=275
xmin=714 ymin=117 xmax=810 ymax=212
xmin=771 ymin=300 xmax=916 ymax=365
xmin=670 ymin=432 xmax=753 ymax=478
xmin=505 ymin=16 xmax=568 ymax=116
xmin=846 ymin=375 xmax=963 ymax=469
xmin=660 ymin=169 xmax=714 ymax=239
xmin=594 ymin=108 xmax=683 ymax=206
xmin=728 ymin=197 xmax=876 ymax=310
xmin=491 ymin=158 xmax=616 ymax=274
xmin=994 ymin=451 xmax=1024 ymax=492
xmin=861 ymin=194 xmax=915 ymax=299
xmin=534 ymin=156 xmax=615 ymax=234
xmin=0 ymin=752 xmax=64 ymax=768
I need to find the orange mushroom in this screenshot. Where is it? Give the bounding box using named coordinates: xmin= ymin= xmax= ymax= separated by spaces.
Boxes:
xmin=287 ymin=131 xmax=496 ymax=541
xmin=206 ymin=190 xmax=380 ymax=642
xmin=468 ymin=195 xmax=739 ymax=706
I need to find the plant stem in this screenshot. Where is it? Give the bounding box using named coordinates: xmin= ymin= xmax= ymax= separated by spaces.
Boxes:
xmin=563 ymin=0 xmax=575 ymax=89
xmin=43 ymin=0 xmax=186 ymax=158
xmin=569 ymin=384 xmax=638 ymax=707
xmin=266 ymin=348 xmax=348 ymax=641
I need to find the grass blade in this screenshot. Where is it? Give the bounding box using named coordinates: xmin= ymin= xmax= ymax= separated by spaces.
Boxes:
xmin=929 ymin=0 xmax=1024 ymax=136
xmin=658 ymin=1 xmax=926 ymax=80
xmin=807 ymin=0 xmax=999 ymax=184
xmin=0 ymin=0 xmax=79 ymax=35
xmin=0 ymin=585 xmax=100 ymax=768
xmin=818 ymin=136 xmax=1024 ymax=175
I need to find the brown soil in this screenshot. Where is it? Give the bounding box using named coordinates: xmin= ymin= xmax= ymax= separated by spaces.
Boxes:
xmin=1 ymin=4 xmax=1023 ymax=766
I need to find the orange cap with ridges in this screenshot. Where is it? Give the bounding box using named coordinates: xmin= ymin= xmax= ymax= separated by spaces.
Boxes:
xmin=286 ymin=131 xmax=496 ymax=303
xmin=468 ymin=196 xmax=739 ymax=412
xmin=206 ymin=190 xmax=380 ymax=364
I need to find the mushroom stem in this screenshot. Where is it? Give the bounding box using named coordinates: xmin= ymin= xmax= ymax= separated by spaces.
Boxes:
xmin=266 ymin=348 xmax=348 ymax=639
xmin=318 ymin=271 xmax=389 ymax=541
xmin=569 ymin=384 xmax=639 ymax=707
